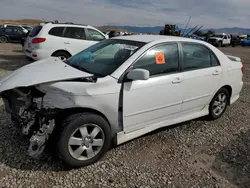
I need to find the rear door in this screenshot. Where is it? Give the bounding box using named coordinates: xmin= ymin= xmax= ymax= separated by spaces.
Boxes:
xmin=180 ymin=42 xmax=222 ymax=113
xmin=62 ymin=27 xmax=89 ymax=55
xmin=11 ymin=28 xmax=25 ymax=41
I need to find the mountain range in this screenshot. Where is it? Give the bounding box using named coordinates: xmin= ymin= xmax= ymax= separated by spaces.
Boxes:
xmin=101 ymin=25 xmax=250 ymax=35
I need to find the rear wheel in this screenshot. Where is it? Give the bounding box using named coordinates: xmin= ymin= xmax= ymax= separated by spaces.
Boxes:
xmin=52 ymin=51 xmax=71 ymax=62
xmin=209 ymin=88 xmax=229 ymax=120
xmin=56 ymin=113 xmax=111 ymax=168
xmin=0 ymin=36 xmax=8 ymax=43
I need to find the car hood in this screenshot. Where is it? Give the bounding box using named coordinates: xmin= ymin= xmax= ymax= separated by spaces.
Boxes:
xmin=0 ymin=57 xmax=93 ymax=92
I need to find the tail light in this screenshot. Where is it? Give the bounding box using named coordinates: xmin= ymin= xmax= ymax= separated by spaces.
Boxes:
xmin=241 ymin=66 xmax=244 ymax=73
xmin=32 ymin=38 xmax=46 ymax=44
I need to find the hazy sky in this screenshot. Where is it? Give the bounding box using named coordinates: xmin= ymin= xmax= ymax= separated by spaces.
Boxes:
xmin=0 ymin=0 xmax=250 ymax=28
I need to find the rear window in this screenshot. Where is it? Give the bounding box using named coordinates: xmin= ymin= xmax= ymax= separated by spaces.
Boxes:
xmin=29 ymin=25 xmax=42 ymax=37
xmin=48 ymin=27 xmax=64 ymax=37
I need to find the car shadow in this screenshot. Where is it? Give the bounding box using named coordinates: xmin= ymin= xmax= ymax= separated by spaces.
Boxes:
xmin=12 ymin=50 xmax=23 ymax=53
xmin=211 ymin=130 xmax=250 ymax=187
xmin=0 ymin=104 xmax=66 ymax=172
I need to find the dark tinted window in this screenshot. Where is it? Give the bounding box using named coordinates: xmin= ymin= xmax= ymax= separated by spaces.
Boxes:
xmin=5 ymin=28 xmax=13 ymax=33
xmin=13 ymin=28 xmax=23 ymax=35
xmin=29 ymin=25 xmax=42 ymax=37
xmin=133 ymin=43 xmax=179 ymax=76
xmin=48 ymin=27 xmax=64 ymax=37
xmin=182 ymin=43 xmax=219 ymax=71
xmin=64 ymin=27 xmax=86 ymax=40
xmin=87 ymin=29 xmax=105 ymax=41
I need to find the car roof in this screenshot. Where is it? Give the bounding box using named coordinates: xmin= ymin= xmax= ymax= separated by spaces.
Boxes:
xmin=113 ymin=35 xmax=204 ymax=44
xmin=40 ymin=23 xmax=100 ymax=31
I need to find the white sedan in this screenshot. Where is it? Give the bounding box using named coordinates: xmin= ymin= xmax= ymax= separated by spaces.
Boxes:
xmin=0 ymin=35 xmax=243 ymax=168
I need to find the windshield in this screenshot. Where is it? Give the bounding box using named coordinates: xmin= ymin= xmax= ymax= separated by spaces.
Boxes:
xmin=212 ymin=35 xmax=224 ymax=38
xmin=66 ymin=39 xmax=146 ymax=77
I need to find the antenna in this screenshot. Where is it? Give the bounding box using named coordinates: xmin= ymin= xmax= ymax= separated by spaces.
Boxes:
xmin=183 ymin=16 xmax=191 ymax=36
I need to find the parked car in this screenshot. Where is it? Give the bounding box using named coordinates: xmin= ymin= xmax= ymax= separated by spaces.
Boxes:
xmin=241 ymin=38 xmax=250 ymax=46
xmin=22 ymin=25 xmax=33 ymax=32
xmin=23 ymin=22 xmax=108 ymax=61
xmin=0 ymin=35 xmax=243 ymax=168
xmin=0 ymin=27 xmax=27 ymax=43
xmin=2 ymin=24 xmax=29 ymax=33
xmin=207 ymin=33 xmax=231 ymax=47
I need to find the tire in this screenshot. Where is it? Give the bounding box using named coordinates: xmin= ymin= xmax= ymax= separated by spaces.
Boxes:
xmin=0 ymin=36 xmax=8 ymax=43
xmin=209 ymin=88 xmax=229 ymax=120
xmin=218 ymin=42 xmax=222 ymax=47
xmin=56 ymin=113 xmax=111 ymax=168
xmin=52 ymin=51 xmax=70 ymax=62
xmin=26 ymin=57 xmax=34 ymax=62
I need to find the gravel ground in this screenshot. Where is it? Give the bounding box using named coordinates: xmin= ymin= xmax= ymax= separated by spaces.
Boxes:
xmin=0 ymin=43 xmax=250 ymax=188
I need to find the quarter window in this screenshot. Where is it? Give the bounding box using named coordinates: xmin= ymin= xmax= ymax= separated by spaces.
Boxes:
xmin=64 ymin=27 xmax=86 ymax=40
xmin=182 ymin=43 xmax=219 ymax=71
xmin=133 ymin=43 xmax=179 ymax=76
xmin=87 ymin=29 xmax=105 ymax=41
xmin=48 ymin=27 xmax=64 ymax=37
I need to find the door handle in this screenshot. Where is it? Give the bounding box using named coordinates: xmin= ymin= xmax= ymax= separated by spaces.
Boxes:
xmin=212 ymin=70 xmax=219 ymax=75
xmin=64 ymin=41 xmax=70 ymax=44
xmin=172 ymin=77 xmax=183 ymax=84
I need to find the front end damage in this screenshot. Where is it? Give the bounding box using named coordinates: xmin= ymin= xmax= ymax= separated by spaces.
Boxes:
xmin=1 ymin=86 xmax=60 ymax=158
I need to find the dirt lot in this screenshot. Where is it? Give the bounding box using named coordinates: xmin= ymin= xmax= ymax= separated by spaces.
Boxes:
xmin=0 ymin=43 xmax=250 ymax=188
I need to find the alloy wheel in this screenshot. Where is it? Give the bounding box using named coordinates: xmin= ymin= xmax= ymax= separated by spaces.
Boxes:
xmin=68 ymin=124 xmax=105 ymax=161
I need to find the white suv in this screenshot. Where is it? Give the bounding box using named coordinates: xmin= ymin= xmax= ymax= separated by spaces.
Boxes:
xmin=24 ymin=22 xmax=107 ymax=61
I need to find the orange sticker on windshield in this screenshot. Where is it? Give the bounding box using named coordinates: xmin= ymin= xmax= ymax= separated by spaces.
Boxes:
xmin=155 ymin=52 xmax=165 ymax=64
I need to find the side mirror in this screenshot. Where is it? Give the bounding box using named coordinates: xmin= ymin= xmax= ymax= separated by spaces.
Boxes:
xmin=126 ymin=68 xmax=150 ymax=81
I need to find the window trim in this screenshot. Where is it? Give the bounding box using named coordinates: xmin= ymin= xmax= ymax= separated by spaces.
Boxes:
xmin=62 ymin=26 xmax=87 ymax=40
xmin=179 ymin=42 xmax=221 ymax=72
xmin=118 ymin=42 xmax=181 ymax=83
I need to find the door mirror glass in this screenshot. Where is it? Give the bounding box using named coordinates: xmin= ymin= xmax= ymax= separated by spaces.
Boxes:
xmin=126 ymin=68 xmax=150 ymax=81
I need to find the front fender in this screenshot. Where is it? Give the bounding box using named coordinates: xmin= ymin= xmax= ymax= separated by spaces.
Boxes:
xmin=37 ymin=91 xmax=121 ymax=134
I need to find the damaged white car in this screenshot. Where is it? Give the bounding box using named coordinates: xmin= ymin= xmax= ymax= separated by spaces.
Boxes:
xmin=0 ymin=35 xmax=243 ymax=168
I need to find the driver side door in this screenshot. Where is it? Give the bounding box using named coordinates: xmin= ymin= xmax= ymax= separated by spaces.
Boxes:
xmin=123 ymin=43 xmax=183 ymax=133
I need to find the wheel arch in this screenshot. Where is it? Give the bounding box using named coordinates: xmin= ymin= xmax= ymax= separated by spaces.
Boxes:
xmin=51 ymin=50 xmax=72 ymax=57
xmin=56 ymin=107 xmax=115 ymax=137
xmin=218 ymin=85 xmax=232 ymax=104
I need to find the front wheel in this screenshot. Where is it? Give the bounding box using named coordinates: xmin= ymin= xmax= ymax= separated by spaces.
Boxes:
xmin=52 ymin=51 xmax=70 ymax=62
xmin=56 ymin=113 xmax=111 ymax=168
xmin=209 ymin=88 xmax=229 ymax=120
xmin=0 ymin=36 xmax=8 ymax=43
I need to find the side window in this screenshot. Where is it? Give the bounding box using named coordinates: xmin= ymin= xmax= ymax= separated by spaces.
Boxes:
xmin=87 ymin=29 xmax=105 ymax=41
xmin=133 ymin=43 xmax=179 ymax=76
xmin=48 ymin=27 xmax=64 ymax=37
xmin=63 ymin=27 xmax=86 ymax=40
xmin=182 ymin=43 xmax=219 ymax=71
xmin=14 ymin=29 xmax=22 ymax=35
xmin=5 ymin=28 xmax=13 ymax=33
xmin=211 ymin=52 xmax=220 ymax=66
